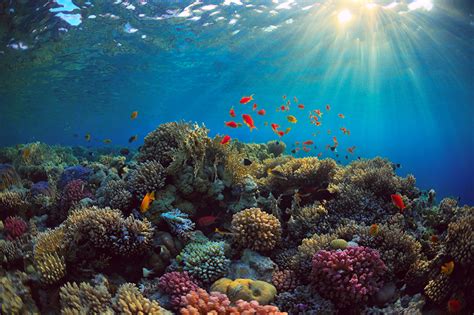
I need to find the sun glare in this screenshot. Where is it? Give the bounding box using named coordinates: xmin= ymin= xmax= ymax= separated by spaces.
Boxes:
xmin=338 ymin=9 xmax=353 ymax=24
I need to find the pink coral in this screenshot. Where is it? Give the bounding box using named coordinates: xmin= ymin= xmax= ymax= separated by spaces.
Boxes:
xmin=158 ymin=271 xmax=200 ymax=307
xmin=60 ymin=179 xmax=93 ymax=211
xmin=311 ymin=246 xmax=387 ymax=308
xmin=4 ymin=216 xmax=28 ymax=240
xmin=179 ymin=288 xmax=287 ymax=315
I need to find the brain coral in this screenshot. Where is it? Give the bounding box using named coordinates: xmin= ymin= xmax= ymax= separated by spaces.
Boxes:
xmin=211 ymin=278 xmax=277 ymax=304
xmin=177 ymin=240 xmax=230 ymax=284
xmin=311 ymin=246 xmax=387 ymax=308
xmin=231 ymin=207 xmax=282 ymax=251
xmin=127 ymin=160 xmax=165 ymax=200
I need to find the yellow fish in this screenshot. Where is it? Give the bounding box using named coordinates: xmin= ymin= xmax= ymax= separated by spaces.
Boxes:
xmin=214 ymin=227 xmax=234 ymax=235
xmin=131 ymin=111 xmax=138 ymax=120
xmin=85 ymin=133 xmax=91 ymax=141
xmin=287 ymin=115 xmax=298 ymax=123
xmin=285 ymin=127 xmax=291 ymax=134
xmin=441 ymin=261 xmax=454 ymax=275
xmin=369 ymin=223 xmax=379 ymax=236
xmin=103 ymin=139 xmax=112 ymax=144
xmin=140 ymin=191 xmax=155 ymax=213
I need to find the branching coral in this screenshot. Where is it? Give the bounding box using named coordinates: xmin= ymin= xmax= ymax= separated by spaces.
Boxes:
xmin=60 ymin=179 xmax=93 ymax=211
xmin=4 ymin=216 xmax=28 ymax=240
xmin=295 ymin=232 xmax=335 ymax=276
xmin=0 ymin=163 xmax=21 ymax=190
xmin=158 ymin=271 xmax=200 ymax=307
xmin=114 ymin=283 xmax=163 ymax=315
xmin=274 ymin=285 xmax=335 ymax=314
xmin=287 ymin=202 xmax=329 ymax=239
xmin=231 ymin=207 xmax=282 ymax=251
xmin=311 ymin=246 xmax=387 ymax=308
xmin=60 ymin=281 xmax=113 ymax=314
xmin=36 ymin=251 xmax=66 ymax=284
xmin=177 ymin=239 xmax=230 ymax=284
xmin=0 ymin=271 xmax=39 ymax=314
xmin=0 ymin=190 xmax=29 ymax=214
xmin=96 ymin=179 xmax=133 ymax=211
xmin=127 ymin=160 xmax=165 ymax=200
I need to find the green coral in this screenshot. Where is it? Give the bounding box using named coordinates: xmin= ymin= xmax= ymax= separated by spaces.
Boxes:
xmin=177 ymin=239 xmax=230 ymax=284
xmin=330 ymin=238 xmax=349 ymax=250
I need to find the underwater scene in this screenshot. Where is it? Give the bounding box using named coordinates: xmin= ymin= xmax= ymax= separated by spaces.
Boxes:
xmin=0 ymin=0 xmax=473 ymax=314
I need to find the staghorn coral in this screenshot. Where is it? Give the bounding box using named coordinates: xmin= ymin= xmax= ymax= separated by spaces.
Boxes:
xmin=231 ymin=207 xmax=282 ymax=251
xmin=158 ymin=271 xmax=200 ymax=307
xmin=127 ymin=160 xmax=165 ymax=200
xmin=0 ymin=163 xmax=21 ymax=190
xmin=60 ymin=281 xmax=113 ymax=314
xmin=96 ymin=179 xmax=133 ymax=211
xmin=177 ymin=239 xmax=230 ymax=284
xmin=35 ymin=251 xmax=66 ymax=284
xmin=114 ymin=283 xmax=163 ymax=315
xmin=4 ymin=216 xmax=28 ymax=240
xmin=211 ymin=278 xmax=277 ymax=304
xmin=311 ymin=246 xmax=387 ymax=308
xmin=0 ymin=271 xmax=39 ymax=314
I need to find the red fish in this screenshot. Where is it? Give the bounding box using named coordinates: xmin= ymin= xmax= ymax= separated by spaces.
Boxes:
xmin=314 ymin=109 xmax=322 ymax=117
xmin=277 ymin=130 xmax=285 ymax=137
xmin=391 ymin=194 xmax=406 ymax=212
xmin=326 ymin=104 xmax=331 ymax=111
xmin=447 ymin=299 xmax=461 ymax=313
xmin=257 ymin=109 xmax=266 ymax=116
xmin=280 ymin=105 xmax=286 ymax=111
xmin=197 ymin=215 xmax=219 ymax=227
xmin=252 ymin=103 xmax=258 ymax=111
xmin=333 ymin=137 xmax=338 ymax=145
xmin=240 ymin=95 xmax=254 ymax=104
xmin=315 ymin=121 xmax=321 ymax=126
xmin=229 ymin=107 xmax=236 ymax=117
xmin=298 ymin=104 xmax=305 ymax=109
xmin=225 ymin=121 xmax=239 ymax=128
xmin=242 ymin=114 xmax=256 ymax=131
xmin=303 ymin=140 xmax=314 ymax=145
xmin=271 ymin=123 xmax=279 ymax=133
xmin=221 ymin=135 xmax=231 ymax=145
xmin=317 ymin=152 xmax=322 ymax=157
xmin=282 ymin=95 xmax=287 ymax=99
xmin=338 ymin=113 xmax=345 ymax=119
xmin=302 ymin=146 xmax=311 ymax=152
xmin=347 ymin=146 xmax=356 ymax=154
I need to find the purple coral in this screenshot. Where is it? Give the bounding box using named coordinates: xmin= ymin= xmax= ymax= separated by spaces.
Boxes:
xmin=60 ymin=179 xmax=93 ymax=211
xmin=30 ymin=181 xmax=55 ymax=198
xmin=158 ymin=271 xmax=200 ymax=308
xmin=311 ymin=246 xmax=387 ymax=307
xmin=58 ymin=165 xmax=92 ymax=188
xmin=4 ymin=216 xmax=28 ymax=240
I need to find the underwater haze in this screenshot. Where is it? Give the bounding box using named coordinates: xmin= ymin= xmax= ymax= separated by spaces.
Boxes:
xmin=0 ymin=1 xmax=474 ymax=314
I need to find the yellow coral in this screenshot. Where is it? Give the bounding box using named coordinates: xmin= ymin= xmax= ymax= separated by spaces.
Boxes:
xmin=36 ymin=251 xmax=66 ymax=284
xmin=114 ymin=283 xmax=163 ymax=315
xmin=0 ymin=277 xmax=23 ymax=314
xmin=231 ymin=208 xmax=281 ymax=251
xmin=60 ymin=281 xmax=113 ymax=315
xmin=210 ymin=278 xmax=277 ymax=304
xmin=34 ymin=227 xmax=65 ymax=258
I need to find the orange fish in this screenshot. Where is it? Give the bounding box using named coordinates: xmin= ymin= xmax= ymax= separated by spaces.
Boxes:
xmin=277 ymin=130 xmax=285 ymax=137
xmin=314 ymin=109 xmax=322 ymax=117
xmin=315 ymin=121 xmax=322 ymax=126
xmin=338 ymin=113 xmax=345 ymax=119
xmin=285 ymin=127 xmax=291 ymax=134
xmin=347 ymin=146 xmax=356 ymax=154
xmin=441 ymin=261 xmax=454 ymax=275
xmin=130 ymin=111 xmax=138 ymax=120
xmin=240 ymin=94 xmax=254 ymax=104
xmin=369 ymin=223 xmax=379 ymax=236
xmin=229 ymin=107 xmax=236 ymax=117
xmin=257 ymin=109 xmax=266 ymax=116
xmin=302 ymin=146 xmax=310 ymax=152
xmin=242 ymin=114 xmax=256 ymax=131
xmin=298 ymin=104 xmax=305 ymax=109
xmin=333 ymin=137 xmax=338 ymax=145
xmin=252 ymin=103 xmax=258 ymax=111
xmin=447 ymin=299 xmax=461 ymax=313
xmin=221 ymin=135 xmax=231 ymax=145
xmin=303 ymin=140 xmax=314 ymax=145
xmin=197 ymin=215 xmax=219 ymax=227
xmin=225 ymin=121 xmax=239 ymax=128
xmin=326 ymin=104 xmax=331 ymax=111
xmin=271 ymin=123 xmax=279 ymax=133
xmin=140 ymin=191 xmax=155 ymax=213
xmin=391 ymin=194 xmax=406 ymax=212
xmin=282 ymin=95 xmax=287 ymax=99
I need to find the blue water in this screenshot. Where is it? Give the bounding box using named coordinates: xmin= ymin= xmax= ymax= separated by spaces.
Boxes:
xmin=0 ymin=0 xmax=473 ymax=203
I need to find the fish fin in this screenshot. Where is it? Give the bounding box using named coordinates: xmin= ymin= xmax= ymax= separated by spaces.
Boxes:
xmin=150 ymin=191 xmax=155 ymax=200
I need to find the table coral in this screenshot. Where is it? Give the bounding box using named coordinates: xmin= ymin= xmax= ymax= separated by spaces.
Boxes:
xmin=311 ymin=246 xmax=387 ymax=308
xmin=231 ymin=207 xmax=282 ymax=251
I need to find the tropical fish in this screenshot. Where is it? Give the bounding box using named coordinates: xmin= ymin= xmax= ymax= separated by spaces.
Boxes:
xmin=242 ymin=114 xmax=256 ymax=131
xmin=447 ymin=299 xmax=461 ymax=313
xmin=279 ymin=105 xmax=286 ymax=111
xmin=391 ymin=194 xmax=406 ymax=212
xmin=303 ymin=140 xmax=314 ymax=145
xmin=240 ymin=94 xmax=253 ymax=104
xmin=347 ymin=146 xmax=356 ymax=154
xmin=252 ymin=103 xmax=258 ymax=111
xmin=315 ymin=121 xmax=322 ymax=126
xmin=369 ymin=223 xmax=379 ymax=236
xmin=197 ymin=215 xmax=219 ymax=227
xmin=229 ymin=107 xmax=236 ymax=117
xmin=277 ymin=130 xmax=285 ymax=137
xmin=430 ymin=234 xmax=439 ymax=243
xmin=293 ymin=96 xmax=298 ymax=103
xmin=314 ymin=109 xmax=322 ymax=117
xmin=271 ymin=123 xmax=279 ymax=133
xmin=85 ymin=133 xmax=91 ymax=141
xmin=333 ymin=137 xmax=338 ymax=146
xmin=120 ymin=148 xmax=130 ymax=156
xmin=221 ymin=135 xmax=231 ymax=145
xmin=327 ymin=129 xmax=331 ymax=134
xmin=142 ymin=267 xmax=154 ymax=278
xmin=214 ymin=227 xmax=234 ymax=235
xmin=269 ymin=169 xmax=287 ymax=180
xmin=130 ymin=111 xmax=138 ymax=120
xmin=140 ymin=191 xmax=155 ymax=213
xmin=264 ymin=121 xmax=268 ymax=126
xmin=287 ymin=115 xmax=298 ymax=123
xmin=326 ymin=104 xmax=331 ymax=111
xmin=103 ymin=139 xmax=112 ymax=144
xmin=257 ymin=109 xmax=266 ymax=116
xmin=225 ymin=121 xmax=240 ymax=128
xmin=302 ymin=147 xmax=311 ymax=152
xmin=441 ymin=261 xmax=454 ymax=275
xmin=291 ymin=149 xmax=297 ymax=154
xmin=282 ymin=95 xmax=287 ymax=99
xmin=242 ymin=158 xmax=253 ymax=166
xmin=338 ymin=113 xmax=345 ymax=119
xmin=285 ymin=127 xmax=291 ymax=134
xmin=317 ymin=152 xmax=322 ymax=157
xmin=298 ymin=104 xmax=305 ymax=109
xmin=129 ymin=135 xmax=138 ymax=143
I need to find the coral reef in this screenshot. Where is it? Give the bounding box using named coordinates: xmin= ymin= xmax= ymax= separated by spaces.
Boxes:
xmin=158 ymin=271 xmax=200 ymax=307
xmin=0 ymin=163 xmax=21 ymax=190
xmin=231 ymin=207 xmax=282 ymax=251
xmin=127 ymin=160 xmax=165 ymax=200
xmin=3 ymin=216 xmax=28 ymax=240
xmin=210 ymin=278 xmax=277 ymax=304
